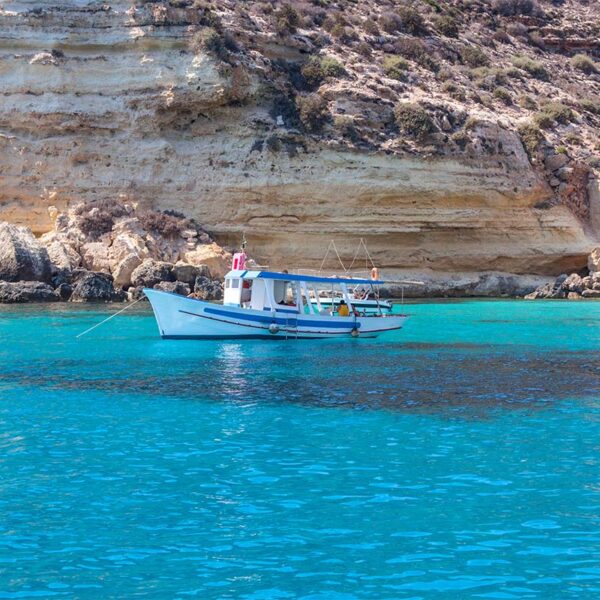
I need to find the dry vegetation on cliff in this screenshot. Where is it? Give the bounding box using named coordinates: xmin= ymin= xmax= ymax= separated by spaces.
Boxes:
xmin=174 ymin=0 xmax=600 ymax=163
xmin=133 ymin=0 xmax=600 ymax=225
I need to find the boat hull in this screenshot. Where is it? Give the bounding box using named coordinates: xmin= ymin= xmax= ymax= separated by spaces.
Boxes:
xmin=144 ymin=289 xmax=407 ymax=340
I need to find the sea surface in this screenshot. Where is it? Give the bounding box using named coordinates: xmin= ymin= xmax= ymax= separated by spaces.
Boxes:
xmin=0 ymin=299 xmax=599 ymax=599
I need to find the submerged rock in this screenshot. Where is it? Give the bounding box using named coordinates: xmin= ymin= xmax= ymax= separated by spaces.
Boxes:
xmin=0 ymin=280 xmax=58 ymax=303
xmin=0 ymin=223 xmax=52 ymax=283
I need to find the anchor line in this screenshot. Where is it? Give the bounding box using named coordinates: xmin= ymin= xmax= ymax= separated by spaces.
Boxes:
xmin=75 ymin=297 xmax=145 ymax=339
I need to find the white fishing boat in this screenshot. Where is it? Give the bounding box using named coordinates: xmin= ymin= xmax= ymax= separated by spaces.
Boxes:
xmin=145 ymin=251 xmax=407 ymax=340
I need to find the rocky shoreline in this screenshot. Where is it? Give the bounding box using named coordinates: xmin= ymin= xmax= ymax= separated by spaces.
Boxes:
xmin=0 ymin=201 xmax=230 ymax=304
xmin=0 ymin=201 xmax=598 ymax=304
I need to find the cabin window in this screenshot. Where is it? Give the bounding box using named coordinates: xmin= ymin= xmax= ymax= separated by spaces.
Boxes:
xmin=273 ymin=280 xmax=290 ymax=304
xmin=225 ymin=280 xmax=231 ymax=289
xmin=231 ymin=279 xmax=240 ymax=289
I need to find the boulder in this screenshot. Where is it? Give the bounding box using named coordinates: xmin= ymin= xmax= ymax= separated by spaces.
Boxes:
xmin=109 ymin=232 xmax=149 ymax=288
xmin=582 ymin=288 xmax=600 ymax=298
xmin=544 ymin=153 xmax=568 ymax=172
xmin=182 ymin=242 xmax=231 ymax=278
xmin=70 ymin=270 xmax=124 ymax=302
xmin=561 ymin=273 xmax=584 ymax=294
xmin=131 ymin=259 xmax=174 ymax=288
xmin=81 ymin=241 xmax=111 ymax=273
xmin=193 ymin=275 xmax=223 ymax=300
xmin=588 ymin=247 xmax=600 ymax=273
xmin=127 ymin=286 xmax=146 ymax=302
xmin=153 ymin=281 xmax=191 ymax=296
xmin=55 ymin=282 xmax=73 ymax=301
xmin=566 ymin=291 xmax=581 ymax=300
xmin=40 ymin=232 xmax=82 ymax=271
xmin=0 ymin=281 xmax=58 ymax=303
xmin=172 ymin=261 xmax=202 ymax=286
xmin=0 ymin=222 xmax=53 ymax=282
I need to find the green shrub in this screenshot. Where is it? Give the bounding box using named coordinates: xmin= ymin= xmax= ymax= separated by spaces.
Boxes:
xmin=555 ymin=145 xmax=567 ymax=154
xmin=492 ymin=29 xmax=512 ymax=44
xmin=395 ymin=38 xmax=439 ymax=72
xmin=379 ymin=12 xmax=401 ymax=34
xmin=579 ymin=98 xmax=600 ymax=115
xmin=275 ymin=4 xmax=300 ymax=34
xmin=441 ymin=81 xmax=466 ymax=101
xmin=570 ymin=53 xmax=597 ymax=74
xmin=518 ymin=122 xmax=544 ymax=157
xmin=301 ymin=55 xmax=346 ymax=88
xmin=511 ymin=55 xmax=548 ymax=80
xmin=296 ymin=94 xmax=329 ymax=131
xmin=383 ymin=56 xmax=409 ymax=80
xmin=363 ymin=19 xmax=379 ymax=36
xmin=191 ymin=27 xmax=227 ymax=59
xmin=461 ymin=46 xmax=490 ymax=68
xmin=434 ymin=14 xmax=458 ymax=38
xmin=394 ymin=103 xmax=436 ymax=139
xmin=397 ymin=6 xmax=427 ymax=36
xmin=564 ymin=132 xmax=581 ymax=146
xmin=519 ymin=94 xmax=537 ymax=110
xmin=533 ymin=103 xmax=573 ymax=129
xmin=492 ymin=0 xmax=543 ymax=17
xmin=493 ymin=87 xmax=512 ymax=104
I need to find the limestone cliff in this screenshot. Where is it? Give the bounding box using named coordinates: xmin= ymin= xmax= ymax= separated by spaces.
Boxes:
xmin=0 ymin=0 xmax=599 ymax=281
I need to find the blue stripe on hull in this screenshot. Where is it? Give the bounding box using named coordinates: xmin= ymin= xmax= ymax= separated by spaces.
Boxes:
xmin=204 ymin=306 xmax=359 ymax=329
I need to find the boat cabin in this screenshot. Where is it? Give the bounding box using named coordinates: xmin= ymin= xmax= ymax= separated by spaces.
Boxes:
xmin=224 ymin=269 xmax=386 ymax=316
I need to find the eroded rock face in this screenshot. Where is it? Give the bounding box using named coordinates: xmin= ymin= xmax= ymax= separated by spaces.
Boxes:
xmin=0 ymin=223 xmax=52 ymax=283
xmin=0 ymin=1 xmax=597 ymax=278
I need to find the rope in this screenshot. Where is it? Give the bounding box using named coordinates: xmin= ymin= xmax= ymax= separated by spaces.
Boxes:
xmin=75 ymin=296 xmax=145 ymax=339
xmin=318 ymin=240 xmax=347 ymax=275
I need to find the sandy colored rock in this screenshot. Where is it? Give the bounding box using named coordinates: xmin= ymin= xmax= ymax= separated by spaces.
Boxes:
xmin=183 ymin=243 xmax=231 ymax=279
xmin=588 ymin=247 xmax=600 ymax=273
xmin=0 ymin=222 xmax=52 ymax=282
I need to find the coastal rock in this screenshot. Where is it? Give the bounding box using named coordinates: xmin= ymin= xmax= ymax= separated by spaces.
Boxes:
xmin=0 ymin=280 xmax=58 ymax=303
xmin=582 ymin=288 xmax=600 ymax=298
xmin=81 ymin=242 xmax=112 ymax=273
xmin=172 ymin=262 xmax=201 ymax=286
xmin=70 ymin=270 xmax=124 ymax=302
xmin=193 ymin=276 xmax=223 ymax=301
xmin=182 ymin=243 xmax=231 ymax=279
xmin=0 ymin=222 xmax=52 ymax=283
xmin=561 ymin=273 xmax=584 ymax=294
xmin=589 ymin=247 xmax=600 ymax=273
xmin=109 ymin=232 xmax=149 ymax=288
xmin=55 ymin=282 xmax=73 ymax=301
xmin=44 ymin=238 xmax=81 ymax=271
xmin=153 ymin=281 xmax=191 ymax=296
xmin=131 ymin=260 xmax=174 ymax=288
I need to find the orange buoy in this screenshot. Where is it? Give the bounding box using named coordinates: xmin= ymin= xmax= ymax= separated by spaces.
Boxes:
xmin=370 ymin=267 xmax=379 ymax=281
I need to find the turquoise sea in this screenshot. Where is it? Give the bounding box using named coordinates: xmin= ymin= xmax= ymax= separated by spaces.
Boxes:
xmin=0 ymin=299 xmax=599 ymax=599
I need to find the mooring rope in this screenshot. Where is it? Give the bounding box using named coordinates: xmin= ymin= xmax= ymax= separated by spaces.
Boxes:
xmin=75 ymin=296 xmax=145 ymax=339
